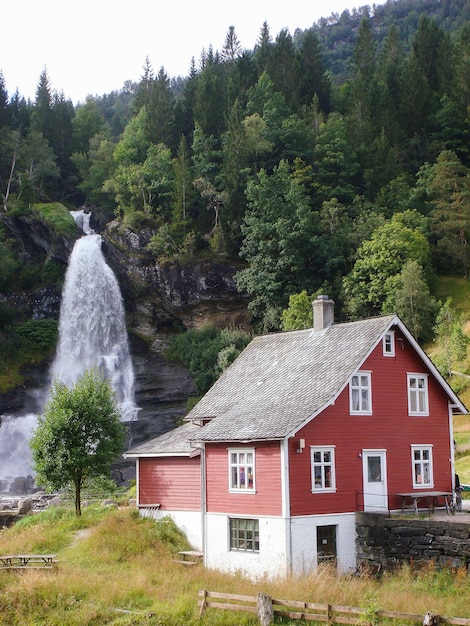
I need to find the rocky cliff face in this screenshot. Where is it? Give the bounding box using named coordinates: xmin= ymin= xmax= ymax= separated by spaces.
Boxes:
xmin=0 ymin=211 xmax=251 ymax=487
xmin=102 ymin=220 xmax=251 ymax=335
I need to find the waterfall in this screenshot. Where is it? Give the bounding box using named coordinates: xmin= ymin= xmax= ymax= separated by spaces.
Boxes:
xmin=0 ymin=215 xmax=138 ymax=489
xmin=69 ymin=209 xmax=95 ymax=235
xmin=50 ymin=233 xmax=138 ymax=421
xmin=0 ymin=414 xmax=37 ymax=488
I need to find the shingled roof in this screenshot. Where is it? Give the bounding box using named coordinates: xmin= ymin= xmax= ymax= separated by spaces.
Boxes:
xmin=125 ymin=309 xmax=467 ymax=457
xmin=125 ymin=421 xmax=201 ymax=457
xmin=186 ymin=314 xmax=401 ymax=443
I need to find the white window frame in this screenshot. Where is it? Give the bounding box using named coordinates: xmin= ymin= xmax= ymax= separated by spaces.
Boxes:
xmin=350 ymin=371 xmax=372 ymax=414
xmin=411 ymin=445 xmax=434 ymax=488
xmin=383 ymin=331 xmax=395 ymax=356
xmin=311 ymin=446 xmax=336 ymax=492
xmin=229 ymin=517 xmax=260 ymax=552
xmin=407 ymin=373 xmax=429 ymax=415
xmin=228 ymin=449 xmax=255 ymax=492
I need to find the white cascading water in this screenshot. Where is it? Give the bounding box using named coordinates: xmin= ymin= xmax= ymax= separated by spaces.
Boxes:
xmin=0 ymin=211 xmax=138 ymax=490
xmin=50 ymin=231 xmax=138 ymax=422
xmin=0 ymin=414 xmax=37 ymax=483
xmin=69 ymin=209 xmax=95 ymax=235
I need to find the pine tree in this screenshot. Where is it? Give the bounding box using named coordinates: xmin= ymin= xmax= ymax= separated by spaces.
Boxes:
xmin=0 ymin=71 xmax=10 ymax=128
xmin=254 ymin=22 xmax=273 ymax=76
xmin=134 ymin=56 xmax=155 ymax=113
xmin=145 ymin=67 xmax=175 ymax=149
xmin=221 ymin=26 xmax=242 ymax=63
xmin=269 ymin=29 xmax=299 ymax=109
xmin=31 ymin=68 xmax=54 ymax=144
xmin=297 ymin=29 xmax=331 ymax=112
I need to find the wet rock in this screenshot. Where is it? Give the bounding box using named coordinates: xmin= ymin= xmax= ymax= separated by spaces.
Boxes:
xmin=17 ymin=498 xmax=33 ymax=515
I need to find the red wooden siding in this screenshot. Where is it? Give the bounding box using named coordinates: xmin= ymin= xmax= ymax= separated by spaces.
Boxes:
xmin=205 ymin=441 xmax=282 ymax=516
xmin=139 ymin=457 xmax=201 ymax=511
xmin=289 ymin=327 xmax=454 ymax=517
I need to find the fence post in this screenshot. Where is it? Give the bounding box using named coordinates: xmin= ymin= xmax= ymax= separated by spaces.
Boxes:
xmin=198 ymin=590 xmax=207 ymax=618
xmin=257 ymin=592 xmax=273 ymax=625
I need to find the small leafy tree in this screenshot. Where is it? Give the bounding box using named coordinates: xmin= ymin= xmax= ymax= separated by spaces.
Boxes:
xmin=382 ymin=260 xmax=438 ymax=342
xmin=343 ymin=211 xmax=431 ymax=319
xmin=30 ymin=369 xmax=125 ymax=516
xmin=281 ymin=290 xmax=313 ymax=331
xmin=433 ymin=298 xmax=469 ymax=379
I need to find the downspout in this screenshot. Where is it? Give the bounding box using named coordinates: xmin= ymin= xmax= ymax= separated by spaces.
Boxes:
xmin=449 ymin=403 xmax=456 ymax=501
xmin=136 ymin=458 xmax=140 ymax=509
xmin=281 ymin=437 xmax=292 ymax=575
xmin=200 ymin=443 xmax=207 ymax=561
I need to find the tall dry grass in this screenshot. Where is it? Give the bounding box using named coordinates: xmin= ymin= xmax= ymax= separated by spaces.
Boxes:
xmin=0 ymin=506 xmax=469 ymax=625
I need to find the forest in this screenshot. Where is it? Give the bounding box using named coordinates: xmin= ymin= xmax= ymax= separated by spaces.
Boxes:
xmin=0 ymin=0 xmax=469 ymax=342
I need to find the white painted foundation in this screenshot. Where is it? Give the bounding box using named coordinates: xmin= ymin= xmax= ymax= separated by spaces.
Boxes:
xmin=290 ymin=513 xmax=357 ymax=576
xmin=205 ymin=513 xmax=289 ymax=579
xmin=204 ymin=512 xmax=357 ymax=580
xmin=139 ymin=508 xmax=203 ymax=551
xmin=141 ymin=508 xmax=357 ymax=579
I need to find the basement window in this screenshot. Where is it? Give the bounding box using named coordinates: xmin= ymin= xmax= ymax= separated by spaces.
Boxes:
xmin=229 ymin=518 xmax=259 ymax=552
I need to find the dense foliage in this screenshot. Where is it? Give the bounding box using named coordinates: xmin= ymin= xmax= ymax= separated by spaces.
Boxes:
xmin=31 ymin=369 xmax=126 ymax=516
xmin=165 ymin=326 xmax=252 ymax=395
xmin=1 ymin=0 xmax=469 ymax=333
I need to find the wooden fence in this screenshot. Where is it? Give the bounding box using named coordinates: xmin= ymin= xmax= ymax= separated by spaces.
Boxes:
xmin=198 ymin=590 xmax=470 ymax=625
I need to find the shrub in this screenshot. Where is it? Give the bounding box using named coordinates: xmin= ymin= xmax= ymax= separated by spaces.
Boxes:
xmin=16 ymin=318 xmax=58 ymax=356
xmin=166 ymin=326 xmax=251 ymax=395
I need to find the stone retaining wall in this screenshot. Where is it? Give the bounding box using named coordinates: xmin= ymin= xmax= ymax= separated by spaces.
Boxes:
xmin=356 ymin=512 xmax=470 ymax=571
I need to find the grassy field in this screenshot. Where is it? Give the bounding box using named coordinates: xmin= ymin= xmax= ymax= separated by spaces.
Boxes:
xmin=0 ymin=505 xmax=469 ymax=625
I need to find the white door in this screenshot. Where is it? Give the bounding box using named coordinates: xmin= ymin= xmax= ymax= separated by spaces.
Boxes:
xmin=362 ymin=450 xmax=388 ymax=512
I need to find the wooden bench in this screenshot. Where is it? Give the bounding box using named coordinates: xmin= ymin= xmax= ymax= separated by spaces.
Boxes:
xmin=0 ymin=554 xmax=58 ymax=570
xmin=172 ymin=550 xmax=203 ymax=566
xmin=397 ymin=491 xmax=452 ymax=514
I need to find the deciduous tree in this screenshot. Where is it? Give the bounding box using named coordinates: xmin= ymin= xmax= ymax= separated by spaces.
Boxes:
xmin=343 ymin=211 xmax=432 ymax=319
xmin=236 ymin=160 xmax=317 ymax=330
xmin=382 ymin=260 xmax=438 ymax=342
xmin=30 ymin=370 xmax=125 ymax=516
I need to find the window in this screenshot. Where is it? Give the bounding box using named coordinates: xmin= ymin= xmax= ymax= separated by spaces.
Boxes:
xmin=350 ymin=372 xmax=372 ymax=414
xmin=383 ymin=332 xmax=395 ymax=356
xmin=408 ymin=374 xmax=429 ymax=415
xmin=229 ymin=449 xmax=255 ymax=491
xmin=317 ymin=525 xmax=337 ymax=565
xmin=229 ymin=518 xmax=259 ymax=552
xmin=311 ymin=446 xmax=336 ymax=491
xmin=411 ymin=445 xmax=433 ymax=488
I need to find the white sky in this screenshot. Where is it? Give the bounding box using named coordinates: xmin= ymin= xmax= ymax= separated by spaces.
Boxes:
xmin=1 ymin=1 xmax=384 ymax=105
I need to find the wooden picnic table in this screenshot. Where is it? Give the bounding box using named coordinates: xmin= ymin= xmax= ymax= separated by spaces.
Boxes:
xmin=0 ymin=554 xmax=58 ymax=569
xmin=397 ymin=491 xmax=452 ymax=514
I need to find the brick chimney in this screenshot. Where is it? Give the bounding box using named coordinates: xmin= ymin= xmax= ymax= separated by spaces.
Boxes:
xmin=313 ymin=295 xmax=335 ymax=332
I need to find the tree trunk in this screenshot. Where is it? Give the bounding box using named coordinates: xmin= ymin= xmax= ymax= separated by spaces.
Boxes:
xmin=75 ymin=476 xmax=82 ymax=516
xmin=3 ymin=147 xmax=17 ymax=211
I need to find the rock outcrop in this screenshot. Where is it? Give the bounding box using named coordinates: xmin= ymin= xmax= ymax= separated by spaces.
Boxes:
xmin=0 ymin=211 xmax=252 ymax=489
xmin=102 ymin=220 xmax=251 ymax=334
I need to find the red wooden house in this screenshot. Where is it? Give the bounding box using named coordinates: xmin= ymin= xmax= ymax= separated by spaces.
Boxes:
xmin=125 ymin=296 xmax=467 ymax=579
